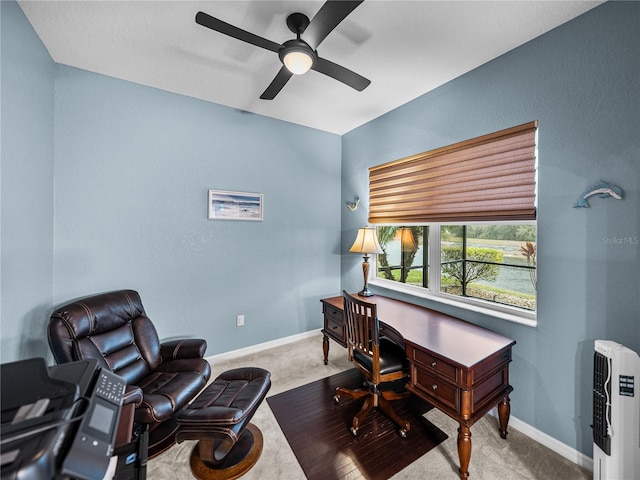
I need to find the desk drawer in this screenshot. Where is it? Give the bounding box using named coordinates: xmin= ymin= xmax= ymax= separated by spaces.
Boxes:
xmin=324 ymin=317 xmax=344 ymax=344
xmin=476 ymin=348 xmax=511 ymax=380
xmin=412 ymin=349 xmax=458 ymax=383
xmin=413 ymin=368 xmax=459 ymax=411
xmin=323 ymin=304 xmax=343 ymax=324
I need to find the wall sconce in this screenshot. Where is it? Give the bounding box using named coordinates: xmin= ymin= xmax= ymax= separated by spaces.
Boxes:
xmin=349 ymin=227 xmax=383 ymax=297
xmin=346 ymin=196 xmax=360 ymax=212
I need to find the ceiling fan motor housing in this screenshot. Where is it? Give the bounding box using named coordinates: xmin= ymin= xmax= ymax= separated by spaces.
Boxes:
xmin=279 ymin=39 xmax=317 ymax=72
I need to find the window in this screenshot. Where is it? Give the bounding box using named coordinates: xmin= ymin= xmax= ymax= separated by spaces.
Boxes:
xmin=373 ymin=223 xmax=536 ymax=323
xmin=377 ymin=226 xmax=429 ymax=287
xmin=367 ymin=121 xmax=538 ymax=325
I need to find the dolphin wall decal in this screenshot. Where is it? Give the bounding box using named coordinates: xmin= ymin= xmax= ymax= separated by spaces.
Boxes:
xmin=573 ymin=180 xmax=623 ymax=208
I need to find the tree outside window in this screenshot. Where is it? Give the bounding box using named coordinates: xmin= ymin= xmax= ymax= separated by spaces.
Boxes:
xmin=375 ymin=223 xmax=536 ymax=312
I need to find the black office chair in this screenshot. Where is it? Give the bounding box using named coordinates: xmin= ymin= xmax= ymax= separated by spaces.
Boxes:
xmin=333 ymin=291 xmax=411 ymax=437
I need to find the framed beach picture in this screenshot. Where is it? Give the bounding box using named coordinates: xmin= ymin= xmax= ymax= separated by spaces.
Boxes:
xmin=208 ymin=190 xmax=263 ymax=221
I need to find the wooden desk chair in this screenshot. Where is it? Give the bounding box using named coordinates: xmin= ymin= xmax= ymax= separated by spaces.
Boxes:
xmin=334 ymin=291 xmax=411 ymax=437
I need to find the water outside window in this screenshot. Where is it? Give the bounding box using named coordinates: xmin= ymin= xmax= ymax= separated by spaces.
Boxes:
xmin=376 ymin=224 xmax=536 ymax=311
xmin=441 ymin=225 xmax=536 ymax=310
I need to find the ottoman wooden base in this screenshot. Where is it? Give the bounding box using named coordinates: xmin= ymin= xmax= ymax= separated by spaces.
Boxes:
xmin=176 ymin=368 xmax=271 ymax=479
xmin=189 ymin=424 xmax=263 ymax=480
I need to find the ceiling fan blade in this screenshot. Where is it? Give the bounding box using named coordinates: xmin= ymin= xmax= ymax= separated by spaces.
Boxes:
xmin=312 ymin=57 xmax=370 ymax=92
xmin=303 ymin=0 xmax=364 ymax=50
xmin=196 ymin=11 xmax=282 ymax=53
xmin=260 ymin=67 xmax=294 ymax=100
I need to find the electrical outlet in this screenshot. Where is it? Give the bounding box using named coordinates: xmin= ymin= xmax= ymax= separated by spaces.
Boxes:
xmin=236 ymin=314 xmax=245 ymax=327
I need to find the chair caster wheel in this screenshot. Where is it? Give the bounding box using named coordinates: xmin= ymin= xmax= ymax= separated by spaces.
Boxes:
xmin=350 ymin=427 xmax=358 ymax=436
xmin=333 ymin=395 xmax=340 ymax=403
xmin=399 ymin=428 xmax=407 ymax=438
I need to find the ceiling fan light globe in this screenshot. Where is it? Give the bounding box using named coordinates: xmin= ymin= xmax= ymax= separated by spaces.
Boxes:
xmin=283 ymin=50 xmax=313 ymax=75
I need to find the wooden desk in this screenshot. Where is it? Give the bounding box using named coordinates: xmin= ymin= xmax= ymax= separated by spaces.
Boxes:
xmin=321 ymin=294 xmax=515 ymax=480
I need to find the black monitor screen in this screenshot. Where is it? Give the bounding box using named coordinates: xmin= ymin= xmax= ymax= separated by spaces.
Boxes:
xmin=88 ymin=401 xmax=114 ymax=435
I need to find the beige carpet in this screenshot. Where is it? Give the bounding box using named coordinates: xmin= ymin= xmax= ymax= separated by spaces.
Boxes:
xmin=147 ymin=334 xmax=591 ymax=480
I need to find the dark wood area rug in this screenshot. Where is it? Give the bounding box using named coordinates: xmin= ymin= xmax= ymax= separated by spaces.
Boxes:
xmin=267 ymin=369 xmax=448 ymax=480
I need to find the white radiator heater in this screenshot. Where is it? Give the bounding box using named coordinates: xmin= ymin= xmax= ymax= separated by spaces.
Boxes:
xmin=593 ymin=340 xmax=640 ymax=480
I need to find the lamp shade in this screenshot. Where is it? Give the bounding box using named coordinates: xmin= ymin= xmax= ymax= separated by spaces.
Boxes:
xmin=349 ymin=227 xmax=383 ymax=254
xmin=397 ymin=227 xmax=417 ymax=251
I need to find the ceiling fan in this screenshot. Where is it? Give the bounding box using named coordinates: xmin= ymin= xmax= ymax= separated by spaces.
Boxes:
xmin=195 ymin=1 xmax=371 ymax=100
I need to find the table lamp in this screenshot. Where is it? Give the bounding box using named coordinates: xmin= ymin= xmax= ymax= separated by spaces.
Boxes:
xmin=349 ymin=227 xmax=383 ymax=297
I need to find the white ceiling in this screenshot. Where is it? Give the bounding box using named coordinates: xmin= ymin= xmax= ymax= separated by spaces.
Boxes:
xmin=18 ymin=1 xmax=602 ymax=135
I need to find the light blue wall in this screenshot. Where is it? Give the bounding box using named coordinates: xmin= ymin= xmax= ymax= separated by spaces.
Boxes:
xmin=2 ymin=0 xmax=638 ymax=462
xmin=52 ymin=66 xmax=342 ymax=354
xmin=1 ymin=0 xmax=341 ymax=362
xmin=1 ymin=1 xmax=55 ymax=362
xmin=342 ymin=1 xmax=639 ymax=457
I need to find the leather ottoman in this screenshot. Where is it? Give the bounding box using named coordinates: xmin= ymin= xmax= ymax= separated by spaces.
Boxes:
xmin=176 ymin=367 xmax=271 ymax=480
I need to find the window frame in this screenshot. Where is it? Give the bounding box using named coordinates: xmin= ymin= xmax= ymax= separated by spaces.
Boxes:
xmin=369 ymin=221 xmax=537 ymax=327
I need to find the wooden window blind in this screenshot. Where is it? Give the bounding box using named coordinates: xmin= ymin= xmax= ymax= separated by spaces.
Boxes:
xmin=368 ymin=121 xmax=538 ymax=224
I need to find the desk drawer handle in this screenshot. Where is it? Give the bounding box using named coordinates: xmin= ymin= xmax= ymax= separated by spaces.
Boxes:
xmin=431 ymin=361 xmax=437 ymax=367
xmin=332 ymin=325 xmax=338 ymax=331
xmin=431 ymin=384 xmax=438 ymax=390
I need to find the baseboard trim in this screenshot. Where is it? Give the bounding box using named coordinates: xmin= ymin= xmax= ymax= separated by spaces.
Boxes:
xmin=207 ymin=332 xmax=593 ymax=473
xmin=489 ymin=408 xmax=593 ymax=472
xmin=205 ymin=329 xmax=322 ymax=363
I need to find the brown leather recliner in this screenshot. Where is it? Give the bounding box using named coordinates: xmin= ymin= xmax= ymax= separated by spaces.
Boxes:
xmin=47 ymin=289 xmax=211 ymax=457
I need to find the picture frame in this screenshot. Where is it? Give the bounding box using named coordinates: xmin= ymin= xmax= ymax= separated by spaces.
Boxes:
xmin=208 ymin=189 xmax=263 ymax=221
